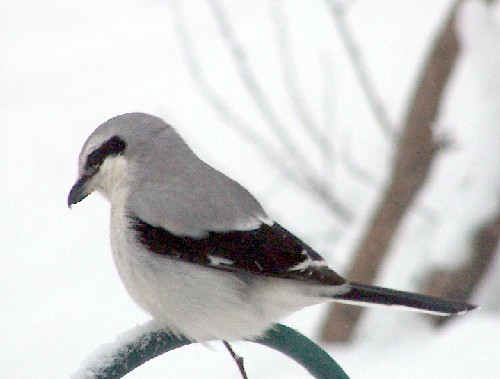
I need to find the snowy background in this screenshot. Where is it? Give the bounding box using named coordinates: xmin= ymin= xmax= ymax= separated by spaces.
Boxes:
xmin=1 ymin=0 xmax=499 ymax=378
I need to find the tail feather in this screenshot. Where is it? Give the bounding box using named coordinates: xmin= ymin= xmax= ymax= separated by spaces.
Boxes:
xmin=332 ymin=282 xmax=478 ymax=316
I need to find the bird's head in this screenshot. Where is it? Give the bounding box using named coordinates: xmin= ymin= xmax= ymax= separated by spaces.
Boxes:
xmin=68 ymin=112 xmax=172 ymax=207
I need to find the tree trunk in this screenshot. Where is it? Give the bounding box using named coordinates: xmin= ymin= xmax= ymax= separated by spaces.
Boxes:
xmin=320 ymin=4 xmax=462 ymax=342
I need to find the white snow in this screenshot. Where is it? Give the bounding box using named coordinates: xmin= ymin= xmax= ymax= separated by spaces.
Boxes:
xmin=1 ymin=0 xmax=498 ymax=378
xmin=70 ymin=321 xmax=164 ymax=379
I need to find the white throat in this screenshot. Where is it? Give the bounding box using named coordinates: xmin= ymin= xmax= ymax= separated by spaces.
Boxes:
xmin=95 ymin=155 xmax=131 ymax=204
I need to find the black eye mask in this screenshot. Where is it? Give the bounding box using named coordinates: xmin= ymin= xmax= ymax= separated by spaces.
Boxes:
xmin=85 ymin=136 xmax=127 ymax=171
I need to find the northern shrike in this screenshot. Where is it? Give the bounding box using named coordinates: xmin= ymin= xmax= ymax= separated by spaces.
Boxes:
xmin=68 ymin=113 xmax=476 ymax=342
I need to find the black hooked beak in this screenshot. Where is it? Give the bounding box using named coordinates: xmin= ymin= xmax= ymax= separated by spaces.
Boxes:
xmin=67 ymin=167 xmax=98 ymax=208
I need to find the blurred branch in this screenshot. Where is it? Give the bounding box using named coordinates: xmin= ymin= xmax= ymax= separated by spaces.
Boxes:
xmin=270 ymin=3 xmax=339 ymax=200
xmin=321 ymin=0 xmax=463 ymax=342
xmin=339 ymin=131 xmax=379 ymax=187
xmin=402 ymin=0 xmax=465 ymax=119
xmin=325 ymin=1 xmax=395 ymax=139
xmin=269 ymin=3 xmax=330 ymax=157
xmin=209 ymin=0 xmax=315 ymax=173
xmin=320 ymin=53 xmax=337 ymax=191
xmin=170 ymin=3 xmax=305 ymax=186
xmin=426 ymin=211 xmax=500 ymax=325
xmin=178 ymin=0 xmax=352 ymax=220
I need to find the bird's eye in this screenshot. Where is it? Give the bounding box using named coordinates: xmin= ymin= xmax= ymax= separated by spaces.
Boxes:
xmin=85 ymin=149 xmax=103 ymax=170
xmin=84 ymin=136 xmax=126 ymax=171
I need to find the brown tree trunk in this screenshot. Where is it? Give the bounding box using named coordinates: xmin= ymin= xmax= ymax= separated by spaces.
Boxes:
xmin=426 ymin=212 xmax=500 ymax=326
xmin=321 ymin=4 xmax=462 ymax=342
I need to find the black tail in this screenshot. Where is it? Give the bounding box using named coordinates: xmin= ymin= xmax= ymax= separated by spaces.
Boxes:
xmin=333 ymin=282 xmax=478 ymax=316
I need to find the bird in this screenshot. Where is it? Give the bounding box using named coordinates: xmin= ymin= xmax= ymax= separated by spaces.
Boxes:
xmin=68 ymin=112 xmax=477 ymax=343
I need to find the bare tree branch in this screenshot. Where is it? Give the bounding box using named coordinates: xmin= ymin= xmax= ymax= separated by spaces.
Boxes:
xmin=270 ymin=2 xmax=339 ymax=198
xmin=325 ymin=0 xmax=395 ymax=139
xmin=339 ymin=130 xmax=379 ymax=187
xmin=171 ymin=1 xmax=352 ymax=221
xmin=209 ymin=0 xmax=352 ymax=220
xmin=170 ymin=2 xmax=301 ymax=183
xmin=320 ymin=53 xmax=337 ymax=191
xmin=426 ymin=211 xmax=500 ymax=326
xmin=403 ymin=0 xmax=465 ymax=115
xmin=268 ymin=3 xmax=328 ymax=153
xmin=208 ymin=0 xmax=316 ymax=174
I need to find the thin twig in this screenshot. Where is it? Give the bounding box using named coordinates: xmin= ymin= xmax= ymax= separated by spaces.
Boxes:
xmin=320 ymin=52 xmax=336 ymax=192
xmin=268 ymin=3 xmax=327 ymax=152
xmin=223 ymin=341 xmax=248 ymax=379
xmin=325 ymin=0 xmax=395 ymax=139
xmin=270 ymin=3 xmax=339 ymax=198
xmin=209 ymin=0 xmax=351 ymax=220
xmin=171 ymin=1 xmax=352 ymax=221
xmin=169 ymin=2 xmax=302 ymax=184
xmin=209 ymin=0 xmax=316 ymax=173
xmin=339 ymin=130 xmax=378 ymax=187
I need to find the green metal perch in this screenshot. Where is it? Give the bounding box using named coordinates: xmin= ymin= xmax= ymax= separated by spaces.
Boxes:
xmin=72 ymin=322 xmax=349 ymax=379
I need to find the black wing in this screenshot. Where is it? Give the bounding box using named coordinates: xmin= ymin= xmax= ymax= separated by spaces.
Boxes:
xmin=130 ymin=216 xmax=345 ymax=286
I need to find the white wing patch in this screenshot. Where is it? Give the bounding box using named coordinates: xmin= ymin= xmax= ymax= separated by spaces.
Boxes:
xmin=233 ymin=216 xmax=274 ymax=232
xmin=258 ymin=216 xmax=274 ymax=226
xmin=288 ymin=249 xmax=329 ymax=272
xmin=207 ymin=255 xmax=234 ymax=267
